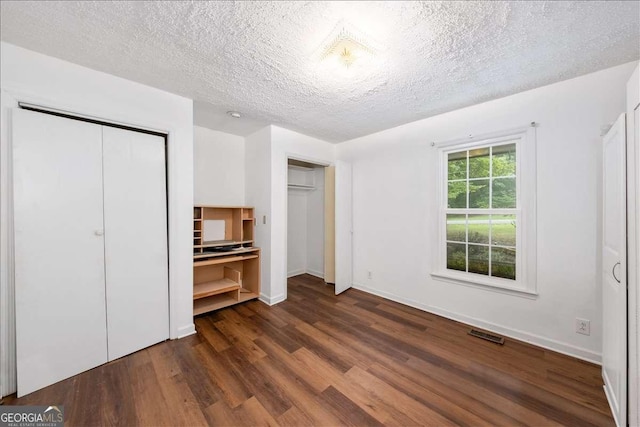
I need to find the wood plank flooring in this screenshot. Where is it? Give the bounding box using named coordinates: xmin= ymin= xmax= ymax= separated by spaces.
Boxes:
xmin=5 ymin=274 xmax=614 ymax=426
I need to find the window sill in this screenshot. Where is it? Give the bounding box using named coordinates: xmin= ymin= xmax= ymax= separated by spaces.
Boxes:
xmin=430 ymin=270 xmax=538 ymax=299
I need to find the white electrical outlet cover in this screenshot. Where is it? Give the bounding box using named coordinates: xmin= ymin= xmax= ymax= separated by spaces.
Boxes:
xmin=575 ymin=318 xmax=591 ymax=336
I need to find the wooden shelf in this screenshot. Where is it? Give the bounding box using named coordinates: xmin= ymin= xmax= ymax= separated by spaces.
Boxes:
xmin=193 ymin=205 xmax=260 ymax=316
xmin=194 ymin=253 xmax=258 ymax=267
xmin=239 ymin=290 xmax=259 ymax=302
xmin=195 ymin=240 xmax=253 ymax=249
xmin=197 ymin=205 xmax=255 ymax=209
xmin=194 ymin=247 xmax=259 ymax=259
xmin=193 ymin=278 xmax=240 ymax=300
xmin=194 ymin=295 xmax=238 ymax=315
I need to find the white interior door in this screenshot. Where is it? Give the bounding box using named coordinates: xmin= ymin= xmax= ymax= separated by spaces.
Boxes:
xmin=627 ymin=64 xmax=640 ymax=427
xmin=334 ymin=160 xmax=353 ymax=295
xmin=13 ymin=109 xmax=108 ymax=397
xmin=102 ymin=127 xmax=169 ymax=361
xmin=602 ymin=113 xmax=627 ymax=427
xmin=324 ymin=166 xmax=336 ymax=284
xmin=633 ymin=102 xmax=640 ymax=426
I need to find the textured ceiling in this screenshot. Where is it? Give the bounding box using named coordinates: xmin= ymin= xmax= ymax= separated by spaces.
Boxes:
xmin=1 ymin=1 xmax=639 ymax=142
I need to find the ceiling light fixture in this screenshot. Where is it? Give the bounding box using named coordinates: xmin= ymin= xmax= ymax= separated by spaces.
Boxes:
xmin=227 ymin=111 xmax=241 ymax=118
xmin=316 ymin=21 xmax=380 ymax=69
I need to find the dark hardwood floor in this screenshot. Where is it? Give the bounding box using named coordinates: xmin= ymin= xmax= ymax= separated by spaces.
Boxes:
xmin=5 ymin=274 xmax=613 ymax=426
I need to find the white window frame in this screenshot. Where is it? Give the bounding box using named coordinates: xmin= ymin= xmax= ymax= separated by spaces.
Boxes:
xmin=431 ymin=126 xmax=537 ymax=297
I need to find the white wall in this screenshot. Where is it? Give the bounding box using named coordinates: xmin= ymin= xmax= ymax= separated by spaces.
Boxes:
xmin=306 ymin=167 xmax=325 ymax=278
xmin=0 ymin=42 xmax=194 ymax=397
xmin=337 ymin=61 xmax=638 ymax=363
xmin=287 ymin=190 xmax=308 ymax=276
xmin=245 ymin=126 xmax=273 ymax=303
xmin=194 ymin=126 xmax=245 ymax=206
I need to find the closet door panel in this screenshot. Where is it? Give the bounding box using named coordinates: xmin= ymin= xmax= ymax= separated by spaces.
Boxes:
xmin=334 ymin=160 xmax=353 ymax=294
xmin=13 ymin=109 xmax=108 ymax=397
xmin=324 ymin=166 xmax=336 ymax=283
xmin=102 ymin=127 xmax=169 ymax=361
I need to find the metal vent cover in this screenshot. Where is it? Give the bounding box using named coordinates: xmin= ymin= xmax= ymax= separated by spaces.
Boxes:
xmin=468 ymin=329 xmax=505 ymax=345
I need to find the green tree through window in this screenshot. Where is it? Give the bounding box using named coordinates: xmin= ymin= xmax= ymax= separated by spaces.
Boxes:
xmin=445 ymin=142 xmax=517 ymax=280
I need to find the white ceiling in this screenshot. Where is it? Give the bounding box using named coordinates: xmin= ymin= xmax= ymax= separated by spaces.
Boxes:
xmin=1 ymin=1 xmax=638 ymax=142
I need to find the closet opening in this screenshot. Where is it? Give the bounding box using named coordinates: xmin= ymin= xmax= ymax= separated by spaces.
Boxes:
xmin=286 ymin=157 xmax=333 ymax=295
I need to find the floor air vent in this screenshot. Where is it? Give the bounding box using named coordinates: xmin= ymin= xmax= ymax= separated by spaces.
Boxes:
xmin=468 ymin=329 xmax=505 ymax=345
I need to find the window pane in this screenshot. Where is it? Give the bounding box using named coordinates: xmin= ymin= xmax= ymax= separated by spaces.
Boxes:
xmin=491 ymin=215 xmax=516 ymax=246
xmin=491 ymin=247 xmax=516 ymax=280
xmin=492 ymin=143 xmax=516 ymax=177
xmin=448 ymin=151 xmax=467 ymax=180
xmin=469 ymin=179 xmax=490 ymax=208
xmin=447 ymin=243 xmax=466 ymax=272
xmin=443 ymin=140 xmax=520 ymax=285
xmin=467 ymin=214 xmax=489 ymax=244
xmin=492 ymin=177 xmax=516 ymax=208
xmin=468 ymin=244 xmax=489 ymax=275
xmin=469 ymin=147 xmax=490 ymax=179
xmin=448 ymin=181 xmax=467 ymax=208
xmin=446 ymin=214 xmax=466 ymax=242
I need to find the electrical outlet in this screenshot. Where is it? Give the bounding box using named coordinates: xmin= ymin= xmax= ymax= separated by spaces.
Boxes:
xmin=367 ymin=271 xmax=372 ymax=279
xmin=576 ymin=318 xmax=591 ymax=336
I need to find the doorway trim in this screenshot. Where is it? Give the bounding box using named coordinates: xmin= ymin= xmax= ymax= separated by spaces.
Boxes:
xmin=283 ymin=153 xmax=331 ymax=302
xmin=626 ymin=63 xmax=640 ymax=427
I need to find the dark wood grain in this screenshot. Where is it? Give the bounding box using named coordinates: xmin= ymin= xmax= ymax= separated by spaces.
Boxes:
xmin=4 ymin=274 xmax=614 ymax=426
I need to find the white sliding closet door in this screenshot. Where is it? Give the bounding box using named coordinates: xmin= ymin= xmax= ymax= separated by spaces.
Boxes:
xmin=102 ymin=127 xmax=169 ymax=361
xmin=13 ymin=109 xmax=108 ymax=397
xmin=335 ymin=160 xmax=353 ymax=295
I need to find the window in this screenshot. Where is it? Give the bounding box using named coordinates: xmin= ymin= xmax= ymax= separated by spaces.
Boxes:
xmin=432 ymin=127 xmax=537 ymax=296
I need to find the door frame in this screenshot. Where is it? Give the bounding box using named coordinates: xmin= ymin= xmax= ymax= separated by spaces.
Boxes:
xmin=627 ymin=63 xmax=640 ymax=427
xmin=0 ymin=87 xmax=190 ymax=397
xmin=282 ymin=153 xmax=330 ymax=301
xmin=602 ymin=113 xmax=628 ymax=427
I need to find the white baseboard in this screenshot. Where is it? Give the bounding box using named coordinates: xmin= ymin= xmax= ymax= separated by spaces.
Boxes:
xmin=352 ymin=282 xmax=602 ymax=365
xmin=287 ymin=268 xmax=324 ymax=280
xmin=260 ymin=293 xmax=286 ymax=306
xmin=306 ymin=268 xmax=324 ymax=279
xmin=176 ymin=323 xmax=196 ymax=339
xmin=603 ymin=371 xmax=622 ymax=427
xmin=287 ymin=268 xmax=305 ymax=278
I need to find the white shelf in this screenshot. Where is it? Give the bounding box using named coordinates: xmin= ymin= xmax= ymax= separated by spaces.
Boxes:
xmin=288 ymin=164 xmax=315 ymax=190
xmin=288 ymin=165 xmax=314 ymax=172
xmin=288 ymin=183 xmax=316 ymax=190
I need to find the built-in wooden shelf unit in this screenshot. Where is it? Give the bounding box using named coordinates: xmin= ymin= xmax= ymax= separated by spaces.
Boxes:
xmin=193 ymin=206 xmax=260 ymax=315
